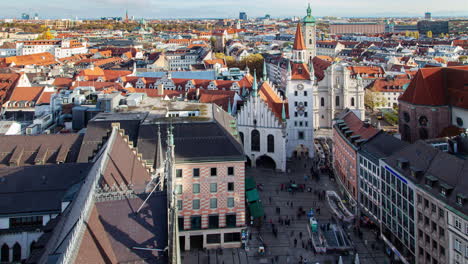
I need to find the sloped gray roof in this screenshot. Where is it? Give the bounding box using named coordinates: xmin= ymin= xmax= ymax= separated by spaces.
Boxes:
xmin=0 ymin=163 xmax=91 ymax=216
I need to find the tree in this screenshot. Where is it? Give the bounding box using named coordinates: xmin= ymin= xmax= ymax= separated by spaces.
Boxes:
xmin=426 ymin=30 xmax=433 ymax=38
xmin=209 ymin=37 xmax=216 ymax=49
xmin=365 ymin=89 xmax=388 ymax=110
xmin=459 ymin=55 xmax=468 ymax=63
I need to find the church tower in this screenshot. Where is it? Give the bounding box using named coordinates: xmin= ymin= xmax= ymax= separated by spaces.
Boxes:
xmin=303 ymin=4 xmax=317 ymax=63
xmin=285 ymin=22 xmax=315 ymax=159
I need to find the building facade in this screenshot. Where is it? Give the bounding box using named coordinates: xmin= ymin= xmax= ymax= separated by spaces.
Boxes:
xmin=333 ymin=110 xmax=379 ymax=207
xmin=399 ymin=66 xmax=468 ymax=143
xmin=286 ymin=23 xmax=315 ymax=158
xmin=329 ymin=23 xmax=385 ymax=34
xmin=236 ymin=75 xmax=288 ymax=171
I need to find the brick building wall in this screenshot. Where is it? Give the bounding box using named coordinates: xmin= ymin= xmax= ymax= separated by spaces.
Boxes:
xmin=174 ymin=160 xmax=246 ymax=249
xmin=399 ymin=102 xmax=451 ymax=143
xmin=333 ymin=128 xmax=358 ymax=201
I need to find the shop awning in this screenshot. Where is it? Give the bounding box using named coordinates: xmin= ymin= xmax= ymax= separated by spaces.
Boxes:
xmin=245 ymin=177 xmax=256 ymax=191
xmin=246 ymin=189 xmax=260 ymax=203
xmin=248 ymin=201 xmax=264 ymax=218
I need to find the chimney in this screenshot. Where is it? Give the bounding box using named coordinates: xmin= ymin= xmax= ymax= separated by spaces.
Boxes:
xmin=157 ymin=83 xmax=164 ymax=96
xmin=196 ymin=88 xmax=200 ymax=99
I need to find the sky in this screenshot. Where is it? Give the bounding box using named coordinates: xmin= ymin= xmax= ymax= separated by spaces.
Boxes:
xmin=2 ymin=0 xmax=468 ymax=19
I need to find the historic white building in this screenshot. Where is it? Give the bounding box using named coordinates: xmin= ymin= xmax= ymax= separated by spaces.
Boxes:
xmin=313 ymin=63 xmax=365 ymax=128
xmin=286 ymin=22 xmax=316 ymax=158
xmin=236 ymin=71 xmax=288 ymax=171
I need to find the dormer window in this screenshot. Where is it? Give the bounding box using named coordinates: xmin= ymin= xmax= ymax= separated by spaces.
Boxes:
xmin=456 ymin=194 xmax=465 ymax=206
xmin=425 ymin=175 xmax=437 ymax=188
xmin=440 ymin=183 xmax=453 ymax=197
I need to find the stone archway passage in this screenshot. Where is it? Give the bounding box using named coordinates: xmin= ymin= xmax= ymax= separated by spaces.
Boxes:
xmin=255 ymin=155 xmax=276 ymax=170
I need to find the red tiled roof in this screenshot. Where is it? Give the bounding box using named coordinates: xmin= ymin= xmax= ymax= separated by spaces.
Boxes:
xmin=347 ymin=66 xmax=385 ymax=77
xmin=370 ymin=76 xmax=411 ymax=93
xmin=53 ymin=77 xmax=73 ymax=88
xmin=341 ymin=110 xmax=379 ymax=140
xmin=37 ymin=91 xmax=55 ymax=105
xmin=259 ymin=81 xmax=288 ymax=121
xmin=198 ymin=89 xmax=236 ymax=111
xmin=293 ymin=23 xmax=306 ymax=51
xmin=312 ymin=56 xmax=332 ymax=82
xmin=399 ymin=66 xmax=468 ymax=108
xmin=291 ymin=62 xmax=311 ymax=80
xmin=4 ymin=52 xmax=57 ymax=66
xmin=7 ymin=86 xmax=44 ymax=102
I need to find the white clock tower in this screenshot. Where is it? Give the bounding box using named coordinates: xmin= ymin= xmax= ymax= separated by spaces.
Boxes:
xmin=286 ymin=23 xmax=315 ymax=158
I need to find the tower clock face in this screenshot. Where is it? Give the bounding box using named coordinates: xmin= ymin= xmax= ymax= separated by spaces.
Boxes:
xmin=297 ymin=83 xmax=304 ymax=90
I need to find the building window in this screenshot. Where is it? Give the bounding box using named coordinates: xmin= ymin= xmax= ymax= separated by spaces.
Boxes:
xmin=175 ymin=184 xmax=182 ymax=194
xmin=12 ymin=243 xmax=21 ymax=262
xmin=190 ymin=216 xmax=201 ymax=230
xmin=208 ymin=215 xmax=219 ymax=228
xmin=193 ymin=199 xmax=200 ymax=210
xmin=228 ymin=182 xmax=235 ymax=191
xmin=178 ymin=217 xmax=184 ymax=231
xmin=267 ymin=134 xmax=275 ymax=153
xmin=211 ymin=167 xmax=217 ymax=176
xmin=321 ymin=97 xmax=325 ymax=106
xmin=226 ymin=214 xmax=236 ymax=227
xmin=193 ymin=184 xmax=200 ymax=194
xmin=9 ymin=216 xmax=43 ymax=228
xmin=210 ymin=198 xmax=218 ymax=209
xmin=336 ymin=96 xmax=340 ymax=106
xmin=210 ymin=183 xmax=217 ymax=193
xmin=298 ymin=131 xmax=304 ymax=140
xmin=176 ymin=169 xmax=182 ymax=178
xmin=224 ymin=232 xmax=241 ymax=242
xmin=304 ymin=112 xmax=308 ymax=117
xmin=351 ymin=97 xmax=355 ymax=106
xmin=251 ymin=129 xmax=260 ymax=151
xmin=1 ymin=244 xmax=9 ymax=262
xmin=239 ymin=132 xmax=244 ymax=145
xmin=227 ymin=197 xmax=235 ymax=208
xmin=228 ymin=167 xmax=234 ymax=176
xmin=455 ymin=218 xmax=462 ymax=230
xmin=456 ymin=117 xmax=464 ymax=127
xmin=403 ymin=112 xmax=410 ymax=123
xmin=177 ymin=200 xmax=183 ymax=210
xmin=193 ymin=168 xmax=200 ymax=177
xmin=294 ymin=91 xmax=298 ymax=96
xmin=207 ymin=234 xmax=221 ymax=244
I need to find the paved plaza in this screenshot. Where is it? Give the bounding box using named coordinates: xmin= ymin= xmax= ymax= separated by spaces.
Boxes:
xmin=182 ymin=158 xmax=391 ymax=264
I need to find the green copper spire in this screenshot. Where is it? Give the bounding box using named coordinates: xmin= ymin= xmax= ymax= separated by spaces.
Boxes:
xmin=228 ymin=97 xmax=232 ymax=115
xmin=262 ymin=60 xmax=267 ymax=81
xmin=252 ymin=69 xmax=258 ymax=97
xmin=304 ymin=3 xmax=316 ymax=24
xmin=287 ymin=61 xmax=292 ymax=75
xmin=281 ymin=102 xmax=286 ymax=121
